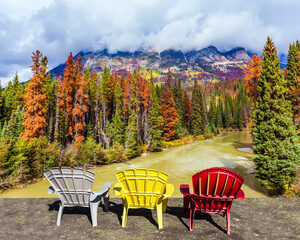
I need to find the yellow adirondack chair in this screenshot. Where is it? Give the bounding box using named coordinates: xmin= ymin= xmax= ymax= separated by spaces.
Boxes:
xmin=113 ymin=168 xmax=174 ymax=229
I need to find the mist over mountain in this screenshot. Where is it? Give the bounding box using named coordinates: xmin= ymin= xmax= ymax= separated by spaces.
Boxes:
xmin=51 ymin=46 xmax=258 ymax=83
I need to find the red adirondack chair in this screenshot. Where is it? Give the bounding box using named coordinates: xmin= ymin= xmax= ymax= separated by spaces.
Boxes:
xmin=180 ymin=167 xmax=245 ymax=235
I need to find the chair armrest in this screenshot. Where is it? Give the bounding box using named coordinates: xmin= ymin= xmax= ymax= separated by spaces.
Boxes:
xmin=47 ymin=186 xmax=55 ymax=194
xmin=113 ymin=182 xmax=123 ymax=196
xmin=162 ymin=184 xmax=174 ymax=198
xmin=93 ymin=182 xmax=112 ymax=196
xmin=236 ymin=189 xmax=245 ymax=199
xmin=180 ymin=184 xmax=192 ymax=197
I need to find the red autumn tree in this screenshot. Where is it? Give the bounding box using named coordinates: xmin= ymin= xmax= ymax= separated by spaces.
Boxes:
xmin=64 ymin=52 xmax=75 ymax=142
xmin=161 ymin=69 xmax=178 ymax=141
xmin=20 ymin=50 xmax=47 ymax=141
xmin=123 ymin=71 xmax=132 ymax=116
xmin=290 ymin=51 xmax=300 ymax=123
xmin=73 ymin=55 xmax=89 ymax=143
xmin=243 ymin=54 xmax=262 ymax=106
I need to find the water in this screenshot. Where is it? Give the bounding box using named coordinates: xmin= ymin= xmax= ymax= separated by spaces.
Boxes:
xmin=0 ymin=131 xmax=267 ymax=198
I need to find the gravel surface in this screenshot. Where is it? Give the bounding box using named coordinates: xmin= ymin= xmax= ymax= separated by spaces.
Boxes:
xmin=0 ymin=198 xmax=299 ymax=240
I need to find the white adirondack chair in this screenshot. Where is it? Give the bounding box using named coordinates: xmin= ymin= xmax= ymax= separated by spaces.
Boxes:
xmin=44 ymin=167 xmax=111 ymax=227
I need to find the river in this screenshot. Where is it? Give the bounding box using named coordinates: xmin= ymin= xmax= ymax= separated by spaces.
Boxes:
xmin=0 ymin=131 xmax=267 ymax=198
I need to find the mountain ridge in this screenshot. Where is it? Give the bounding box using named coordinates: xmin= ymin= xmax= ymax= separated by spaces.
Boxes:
xmin=50 ymin=46 xmax=257 ymax=83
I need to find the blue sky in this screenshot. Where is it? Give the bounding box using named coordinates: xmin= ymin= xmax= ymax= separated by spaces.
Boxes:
xmin=0 ymin=0 xmax=299 ymax=86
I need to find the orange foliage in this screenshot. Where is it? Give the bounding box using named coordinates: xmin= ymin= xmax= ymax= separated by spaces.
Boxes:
xmin=243 ymin=54 xmax=262 ymax=105
xmin=161 ymin=69 xmax=178 ymax=141
xmin=123 ymin=72 xmax=132 ymax=116
xmin=290 ymin=52 xmax=300 ymax=122
xmin=20 ymin=50 xmax=47 ymax=141
xmin=138 ymin=74 xmax=151 ymax=110
xmin=73 ymin=55 xmax=89 ymax=143
xmin=64 ymin=52 xmax=75 ymax=137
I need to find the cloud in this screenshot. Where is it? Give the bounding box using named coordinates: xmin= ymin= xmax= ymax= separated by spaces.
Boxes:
xmin=0 ymin=0 xmax=299 ymax=86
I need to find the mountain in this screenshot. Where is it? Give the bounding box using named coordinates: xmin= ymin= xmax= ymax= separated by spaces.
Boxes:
xmin=51 ymin=46 xmax=253 ymax=84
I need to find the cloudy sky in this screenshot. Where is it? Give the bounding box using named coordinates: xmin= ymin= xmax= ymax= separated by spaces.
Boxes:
xmin=0 ymin=0 xmax=299 ymax=86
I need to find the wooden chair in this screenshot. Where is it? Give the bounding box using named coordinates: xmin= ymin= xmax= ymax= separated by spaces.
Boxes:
xmin=180 ymin=167 xmax=245 ymax=235
xmin=113 ymin=168 xmax=174 ymax=229
xmin=44 ymin=167 xmax=111 ymax=227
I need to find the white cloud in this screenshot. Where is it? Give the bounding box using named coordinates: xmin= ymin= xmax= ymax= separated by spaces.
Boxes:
xmin=0 ymin=0 xmax=299 ymax=86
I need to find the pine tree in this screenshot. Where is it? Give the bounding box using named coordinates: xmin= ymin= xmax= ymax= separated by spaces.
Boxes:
xmin=208 ymin=96 xmax=216 ymax=126
xmin=160 ymin=69 xmax=178 ymax=141
xmin=191 ymin=79 xmax=206 ymax=135
xmin=112 ymin=80 xmax=124 ymax=144
xmin=20 ymin=50 xmax=47 ymax=142
xmin=0 ymin=82 xmax=6 ymax=125
xmin=148 ymin=73 xmax=163 ymax=151
xmin=3 ymin=73 xmax=24 ymax=117
xmin=183 ymin=89 xmax=192 ymax=131
xmin=125 ymin=69 xmax=141 ymax=155
xmin=216 ymin=98 xmax=223 ymax=129
xmin=252 ymin=37 xmax=300 ymax=191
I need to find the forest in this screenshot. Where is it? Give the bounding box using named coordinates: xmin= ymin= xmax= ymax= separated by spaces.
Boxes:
xmin=0 ymin=37 xmax=299 ymax=195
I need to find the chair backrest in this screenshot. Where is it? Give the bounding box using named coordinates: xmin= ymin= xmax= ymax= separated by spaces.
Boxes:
xmin=116 ymin=168 xmax=168 ymax=208
xmin=44 ymin=167 xmax=95 ymax=207
xmin=192 ymin=167 xmax=244 ymax=198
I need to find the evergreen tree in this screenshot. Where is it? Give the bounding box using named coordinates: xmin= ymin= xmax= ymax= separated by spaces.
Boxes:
xmin=183 ymin=89 xmax=192 ymax=131
xmin=252 ymin=37 xmax=300 ymax=191
xmin=3 ymin=73 xmax=24 ymax=117
xmin=191 ymin=79 xmax=206 ymax=135
xmin=148 ymin=74 xmax=163 ymax=151
xmin=208 ymin=96 xmax=216 ymax=126
xmin=99 ymin=66 xmax=113 ymax=148
xmin=216 ymin=98 xmax=223 ymax=129
xmin=0 ymin=82 xmax=6 ymax=125
xmin=112 ymin=80 xmax=124 ymax=144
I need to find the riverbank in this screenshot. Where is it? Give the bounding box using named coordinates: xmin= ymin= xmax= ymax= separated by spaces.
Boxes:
xmin=0 ymin=198 xmax=299 ymax=240
xmin=0 ymin=131 xmax=268 ymax=198
xmin=0 ymin=133 xmax=216 ymax=195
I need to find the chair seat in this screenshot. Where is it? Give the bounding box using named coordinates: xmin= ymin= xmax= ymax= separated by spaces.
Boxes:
xmin=114 ymin=168 xmax=174 ymax=229
xmin=180 ymin=167 xmax=245 ymax=235
xmin=44 ymin=167 xmax=111 ymax=227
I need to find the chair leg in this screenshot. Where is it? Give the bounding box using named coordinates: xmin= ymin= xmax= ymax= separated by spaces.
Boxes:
xmin=226 ymin=208 xmax=230 ymax=235
xmin=122 ymin=203 xmax=129 ymax=228
xmin=156 ymin=203 xmax=163 ymax=229
xmin=162 ymin=198 xmax=168 ymax=213
xmin=189 ymin=207 xmax=195 ymax=231
xmin=183 ymin=196 xmax=190 ymax=213
xmin=104 ymin=195 xmax=110 ymax=212
xmin=90 ymin=203 xmax=98 ymax=227
xmin=57 ymin=204 xmax=64 ymax=226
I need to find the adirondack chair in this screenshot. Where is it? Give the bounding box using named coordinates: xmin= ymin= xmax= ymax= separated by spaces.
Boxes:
xmin=44 ymin=167 xmax=112 ymax=227
xmin=180 ymin=167 xmax=245 ymax=235
xmin=113 ymin=168 xmax=174 ymax=229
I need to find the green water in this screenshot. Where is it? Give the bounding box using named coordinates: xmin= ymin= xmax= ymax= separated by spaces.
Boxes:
xmin=0 ymin=131 xmax=267 ymax=198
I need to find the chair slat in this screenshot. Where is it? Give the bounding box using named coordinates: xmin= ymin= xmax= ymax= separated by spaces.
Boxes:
xmin=213 ymin=173 xmax=219 ymax=196
xmin=220 ymin=174 xmax=229 ymax=197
